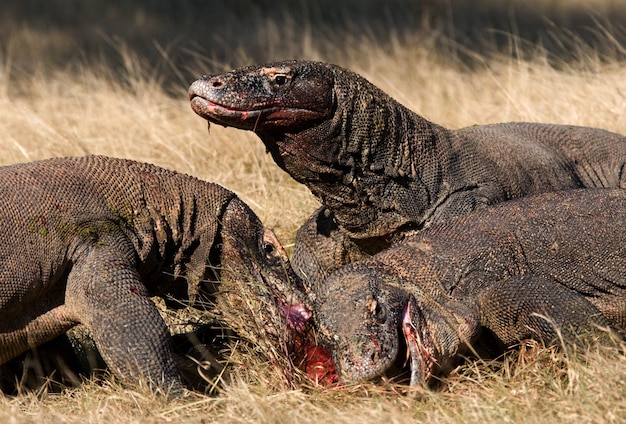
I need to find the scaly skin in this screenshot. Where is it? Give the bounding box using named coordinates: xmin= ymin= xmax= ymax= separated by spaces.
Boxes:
xmin=189 ymin=60 xmax=626 ymax=287
xmin=314 ymin=189 xmax=626 ymax=385
xmin=0 ymin=156 xmax=310 ymax=394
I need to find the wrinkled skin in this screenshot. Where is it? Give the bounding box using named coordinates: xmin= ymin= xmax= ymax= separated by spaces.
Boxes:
xmin=0 ymin=156 xmax=319 ymax=394
xmin=317 ymin=267 xmax=477 ymax=385
xmin=190 ymin=60 xmax=626 ymax=291
xmin=316 ymin=189 xmax=626 ymax=386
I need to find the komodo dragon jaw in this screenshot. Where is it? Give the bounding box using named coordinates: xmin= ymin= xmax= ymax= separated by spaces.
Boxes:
xmin=400 ymin=294 xmax=480 ymax=387
xmin=402 ymin=299 xmax=437 ymax=387
xmin=315 ymin=272 xmax=408 ymax=384
xmin=216 ymin=206 xmax=337 ymax=383
xmin=189 ymin=62 xmax=334 ymax=131
xmin=317 ymin=269 xmax=480 ymax=387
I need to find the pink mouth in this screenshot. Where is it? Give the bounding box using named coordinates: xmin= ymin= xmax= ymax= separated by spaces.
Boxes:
xmin=189 ymin=96 xmax=262 ymax=122
xmin=280 ymin=303 xmax=312 ymax=334
xmin=279 ymin=301 xmax=338 ymax=386
xmin=190 ymin=95 xmax=327 ymax=130
xmin=402 ymin=300 xmax=436 ymax=386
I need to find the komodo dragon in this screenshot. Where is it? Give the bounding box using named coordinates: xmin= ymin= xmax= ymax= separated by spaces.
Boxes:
xmin=313 ymin=188 xmax=626 ymax=386
xmin=188 ymin=60 xmax=626 ymax=286
xmin=0 ymin=155 xmax=311 ymax=394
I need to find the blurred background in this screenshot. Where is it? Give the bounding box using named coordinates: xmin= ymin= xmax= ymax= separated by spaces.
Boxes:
xmin=2 ymin=0 xmax=626 ymax=92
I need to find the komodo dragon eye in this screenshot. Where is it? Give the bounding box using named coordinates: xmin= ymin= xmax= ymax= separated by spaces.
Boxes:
xmin=263 ymin=241 xmax=282 ymax=262
xmin=261 ymin=229 xmax=284 ymax=263
xmin=263 ymin=242 xmax=275 ymax=255
xmin=273 ymin=74 xmax=288 ymax=85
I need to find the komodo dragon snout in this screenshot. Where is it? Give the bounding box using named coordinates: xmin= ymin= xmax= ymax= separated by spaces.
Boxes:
xmin=317 ymin=270 xmax=480 ymax=387
xmin=189 ymin=62 xmax=334 ymax=132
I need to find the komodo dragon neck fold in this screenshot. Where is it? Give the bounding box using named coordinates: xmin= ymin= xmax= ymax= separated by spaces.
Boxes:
xmin=262 ymin=71 xmax=448 ymax=238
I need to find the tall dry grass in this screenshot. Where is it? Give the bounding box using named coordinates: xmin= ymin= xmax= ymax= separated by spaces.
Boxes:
xmin=1 ymin=1 xmax=626 ymax=422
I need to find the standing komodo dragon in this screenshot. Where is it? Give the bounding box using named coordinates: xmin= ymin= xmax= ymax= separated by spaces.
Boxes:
xmin=313 ymin=188 xmax=626 ymax=387
xmin=0 ymin=155 xmax=310 ymax=394
xmin=189 ymin=60 xmax=626 ymax=287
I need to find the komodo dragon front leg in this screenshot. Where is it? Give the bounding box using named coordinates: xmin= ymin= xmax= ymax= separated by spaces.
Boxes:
xmin=0 ymin=242 xmax=181 ymax=392
xmin=62 ymin=233 xmax=182 ymax=393
xmin=0 ymin=307 xmax=78 ymax=364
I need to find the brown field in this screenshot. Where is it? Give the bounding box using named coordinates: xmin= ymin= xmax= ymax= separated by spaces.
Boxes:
xmin=1 ymin=1 xmax=626 ymax=422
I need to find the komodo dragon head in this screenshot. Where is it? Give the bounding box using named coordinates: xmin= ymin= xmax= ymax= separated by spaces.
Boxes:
xmin=316 ymin=268 xmax=478 ymax=386
xmin=187 ymin=60 xmax=345 ymax=197
xmin=215 ymin=197 xmax=310 ymax=332
xmin=189 ymin=60 xmax=435 ymax=238
xmin=188 ymin=60 xmax=334 ymax=134
xmin=213 ymin=197 xmax=337 ymax=384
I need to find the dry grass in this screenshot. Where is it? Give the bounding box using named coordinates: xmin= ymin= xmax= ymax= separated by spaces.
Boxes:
xmin=1 ymin=344 xmax=625 ymax=423
xmin=2 ymin=1 xmax=626 ymax=422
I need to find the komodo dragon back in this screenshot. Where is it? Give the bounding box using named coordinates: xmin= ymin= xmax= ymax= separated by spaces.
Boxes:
xmin=315 ymin=188 xmax=626 ymax=386
xmin=0 ymin=155 xmax=310 ymax=393
xmin=189 ymin=60 xmax=626 ymax=286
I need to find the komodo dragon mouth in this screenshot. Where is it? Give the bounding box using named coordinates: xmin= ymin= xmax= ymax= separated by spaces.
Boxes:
xmin=280 ymin=303 xmax=338 ymax=385
xmin=189 ymin=95 xmax=262 ymax=126
xmin=401 ymin=299 xmax=437 ymax=387
xmin=279 ymin=300 xmax=338 ymax=385
xmin=189 ymin=93 xmax=324 ymax=130
xmin=247 ymin=259 xmax=338 ymax=385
